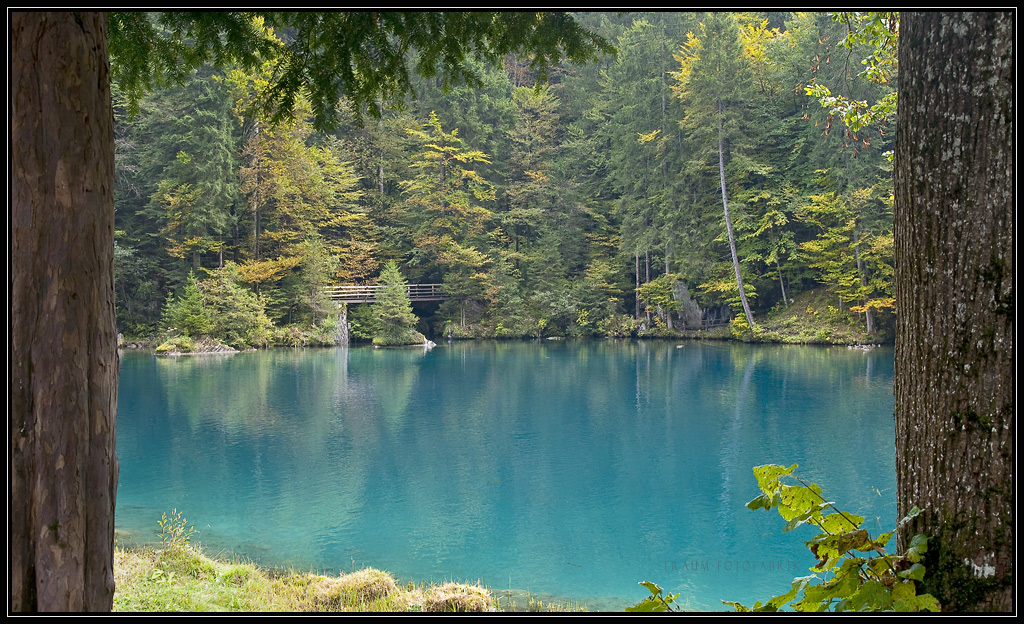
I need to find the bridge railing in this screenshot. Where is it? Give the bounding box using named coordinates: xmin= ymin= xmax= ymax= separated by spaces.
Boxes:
xmin=324 ymin=283 xmax=446 ymax=303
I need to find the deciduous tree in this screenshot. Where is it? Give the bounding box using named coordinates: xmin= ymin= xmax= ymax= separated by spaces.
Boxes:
xmin=894 ymin=11 xmax=1013 ymax=612
xmin=10 ymin=11 xmax=609 ymax=611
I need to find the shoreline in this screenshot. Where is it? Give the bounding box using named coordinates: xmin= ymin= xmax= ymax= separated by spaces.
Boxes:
xmin=113 ymin=536 xmax=624 ymax=612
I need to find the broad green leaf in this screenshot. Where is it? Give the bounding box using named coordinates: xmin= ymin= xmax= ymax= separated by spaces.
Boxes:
xmin=638 ymin=580 xmax=662 ymax=596
xmin=810 ymin=554 xmax=843 ymax=574
xmin=765 ymin=575 xmax=814 ymax=609
xmin=899 ymin=562 xmax=926 ymax=581
xmin=819 ymin=512 xmax=865 ymax=534
xmin=898 ymin=506 xmax=923 ymax=527
xmin=866 ymin=555 xmax=897 ymax=578
xmin=778 ymin=484 xmax=824 ymax=521
xmin=906 ymin=534 xmax=928 ymax=562
xmin=782 ymin=502 xmax=829 ymax=532
xmin=721 ymin=600 xmax=751 ymax=612
xmin=752 ymin=463 xmax=797 ymax=495
xmin=890 ymin=579 xmax=917 ymax=604
xmin=746 ymin=492 xmax=778 ymax=511
xmin=848 ymin=580 xmax=892 ymax=611
xmin=627 ymin=581 xmax=677 ymax=612
xmin=914 ymin=593 xmax=942 ymax=612
xmin=809 ymin=529 xmax=872 ymax=561
xmin=796 ymin=563 xmax=861 ymax=610
xmin=626 ymin=597 xmax=664 ymax=612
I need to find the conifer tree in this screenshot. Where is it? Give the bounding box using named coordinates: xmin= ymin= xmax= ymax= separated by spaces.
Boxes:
xmin=142 ymin=68 xmax=241 ymax=273
xmin=371 ymin=260 xmax=424 ymax=346
xmin=674 ymin=12 xmax=758 ymax=330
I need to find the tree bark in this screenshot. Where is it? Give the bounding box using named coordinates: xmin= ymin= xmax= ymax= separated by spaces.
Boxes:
xmin=10 ymin=11 xmax=119 ymax=612
xmin=894 ymin=12 xmax=1013 ymax=612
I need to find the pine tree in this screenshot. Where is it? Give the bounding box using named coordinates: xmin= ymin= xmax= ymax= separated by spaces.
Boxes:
xmin=371 ymin=260 xmax=424 ymax=346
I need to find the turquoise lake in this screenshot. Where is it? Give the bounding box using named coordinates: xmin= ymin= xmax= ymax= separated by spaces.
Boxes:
xmin=115 ymin=340 xmax=896 ymax=611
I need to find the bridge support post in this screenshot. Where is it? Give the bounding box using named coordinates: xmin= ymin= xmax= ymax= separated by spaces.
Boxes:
xmin=336 ymin=302 xmax=349 ymax=346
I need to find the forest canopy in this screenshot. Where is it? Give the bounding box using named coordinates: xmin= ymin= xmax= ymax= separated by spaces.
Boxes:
xmin=111 ymin=11 xmax=896 ymax=345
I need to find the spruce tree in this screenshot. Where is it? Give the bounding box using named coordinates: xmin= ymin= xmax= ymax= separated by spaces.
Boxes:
xmin=371 ymin=260 xmax=424 ymax=346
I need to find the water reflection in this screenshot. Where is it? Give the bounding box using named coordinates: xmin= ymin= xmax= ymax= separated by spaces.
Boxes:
xmin=117 ymin=341 xmax=895 ymax=610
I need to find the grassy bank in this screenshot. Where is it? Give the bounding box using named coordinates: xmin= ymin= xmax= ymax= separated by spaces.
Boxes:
xmin=114 ymin=542 xmax=586 ymax=613
xmin=751 ymin=287 xmax=891 ymax=345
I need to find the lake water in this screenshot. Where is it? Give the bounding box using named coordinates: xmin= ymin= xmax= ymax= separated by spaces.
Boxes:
xmin=115 ymin=340 xmax=896 ymax=611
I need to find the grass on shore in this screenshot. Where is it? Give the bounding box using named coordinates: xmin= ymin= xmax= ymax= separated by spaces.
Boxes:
xmin=753 ymin=288 xmax=887 ymax=345
xmin=114 ymin=542 xmax=585 ymax=613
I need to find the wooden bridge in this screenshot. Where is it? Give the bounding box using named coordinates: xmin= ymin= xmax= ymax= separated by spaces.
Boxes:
xmin=325 ymin=283 xmax=446 ymax=303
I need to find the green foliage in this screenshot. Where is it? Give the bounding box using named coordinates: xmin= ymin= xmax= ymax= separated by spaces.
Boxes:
xmin=162 ymin=271 xmax=214 ymax=337
xmin=347 ymin=304 xmax=379 ymax=343
xmin=372 ymin=261 xmax=424 ymax=346
xmin=730 ymin=314 xmax=755 ymax=340
xmin=110 ymin=12 xmax=612 ymax=129
xmin=155 ymin=334 xmax=196 ymax=354
xmin=157 ymin=509 xmax=195 ymax=551
xmin=725 ymin=464 xmax=940 ymax=612
xmin=297 ymin=235 xmax=340 ymax=326
xmin=627 ymin=581 xmax=680 ymax=612
xmin=160 ymin=265 xmax=273 ymax=349
xmin=795 ymin=184 xmax=894 ymax=331
xmin=114 ymin=237 xmax=161 ymax=337
xmin=597 ymin=313 xmax=639 ymax=338
xmin=201 ymin=264 xmax=275 ymax=349
xmin=804 ymin=12 xmax=898 ymax=135
xmin=113 ymin=12 xmax=897 ymax=348
xmin=637 ymin=274 xmax=681 ymax=320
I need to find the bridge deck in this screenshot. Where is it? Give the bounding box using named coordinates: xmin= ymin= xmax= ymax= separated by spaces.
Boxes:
xmin=325 ymin=283 xmax=445 ymax=303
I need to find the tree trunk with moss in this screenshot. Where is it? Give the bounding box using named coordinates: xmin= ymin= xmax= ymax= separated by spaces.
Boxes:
xmin=10 ymin=11 xmax=119 ymax=612
xmin=894 ymin=11 xmax=1013 ymax=612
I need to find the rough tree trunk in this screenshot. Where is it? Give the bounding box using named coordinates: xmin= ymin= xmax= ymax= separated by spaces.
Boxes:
xmin=10 ymin=11 xmax=119 ymax=612
xmin=894 ymin=11 xmax=1013 ymax=612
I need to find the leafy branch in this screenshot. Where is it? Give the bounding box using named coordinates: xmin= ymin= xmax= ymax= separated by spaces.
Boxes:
xmin=805 ymin=11 xmax=898 ymax=156
xmin=724 ymin=464 xmax=939 ymax=612
xmin=626 ymin=581 xmax=682 ymax=612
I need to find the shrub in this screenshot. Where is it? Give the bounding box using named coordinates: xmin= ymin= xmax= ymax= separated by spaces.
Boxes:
xmin=157 ymin=508 xmax=195 ymax=551
xmin=155 ymin=335 xmax=195 ymax=353
xmin=162 ymin=271 xmax=213 ymax=337
xmin=724 ymin=464 xmax=939 ymax=612
xmin=202 ymin=264 xmax=274 ymax=349
xmin=597 ymin=313 xmax=638 ymax=338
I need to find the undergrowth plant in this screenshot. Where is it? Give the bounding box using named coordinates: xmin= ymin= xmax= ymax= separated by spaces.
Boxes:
xmin=629 ymin=464 xmax=940 ymax=613
xmin=157 ymin=508 xmax=195 ymax=550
